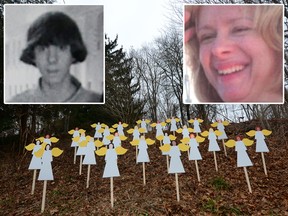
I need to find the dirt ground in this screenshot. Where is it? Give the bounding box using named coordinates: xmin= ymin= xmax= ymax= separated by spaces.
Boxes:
xmin=1 ymin=120 xmax=288 ymax=215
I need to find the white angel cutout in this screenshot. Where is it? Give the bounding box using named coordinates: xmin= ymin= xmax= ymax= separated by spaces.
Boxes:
xmin=225 ymin=136 xmax=254 ymax=193
xmin=34 ymin=143 xmax=63 ymax=213
xmin=135 ymin=136 xmax=155 ymax=185
xmin=160 ymin=141 xmax=189 ymax=201
xmin=150 ymin=121 xmax=166 ymax=138
xmin=176 ymin=125 xmax=194 ymax=139
xmin=25 ymin=140 xmax=42 ymax=195
xmin=211 ymin=119 xmax=229 ymax=157
xmin=96 ymin=144 xmax=128 ymax=208
xmin=159 ymin=133 xmax=176 ymax=172
xmin=186 ymin=134 xmax=205 ymax=182
xmin=91 ymin=122 xmax=105 ymax=139
xmin=188 ymin=118 xmax=203 ymax=135
xmin=166 ymin=117 xmax=180 ymax=135
xmin=246 ymin=127 xmax=272 ymax=176
xmin=68 ymin=128 xmax=84 ymax=164
xmin=128 ymin=126 xmax=146 ymax=163
xmin=201 ymin=128 xmax=222 ymax=172
xmin=112 ymin=122 xmax=128 ymax=136
xmin=137 ymin=119 xmax=150 ymax=135
xmin=102 ymin=126 xmax=116 ymax=146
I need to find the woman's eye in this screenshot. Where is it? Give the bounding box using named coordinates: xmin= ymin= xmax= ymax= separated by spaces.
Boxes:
xmin=199 ymin=33 xmax=215 ymax=43
xmin=233 ymin=26 xmax=251 ymax=34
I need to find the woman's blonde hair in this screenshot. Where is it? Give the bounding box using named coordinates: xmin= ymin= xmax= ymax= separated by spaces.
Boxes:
xmin=185 ymin=5 xmax=283 ymax=102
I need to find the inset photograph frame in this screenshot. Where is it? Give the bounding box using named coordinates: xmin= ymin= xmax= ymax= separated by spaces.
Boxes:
xmin=4 ymin=4 xmax=104 ymax=104
xmin=183 ymin=4 xmax=284 ymax=104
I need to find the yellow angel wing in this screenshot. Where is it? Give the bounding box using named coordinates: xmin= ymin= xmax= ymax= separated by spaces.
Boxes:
xmin=127 ymin=128 xmax=134 ymax=134
xmin=52 ymin=148 xmax=63 ymax=157
xmin=214 ymin=130 xmax=222 ymax=137
xmin=196 ymin=136 xmax=205 ymax=143
xmin=262 ymin=129 xmax=272 ymax=136
xmin=188 ymin=119 xmax=194 ymax=123
xmin=243 ymin=138 xmax=254 ymax=146
xmin=201 ymin=131 xmax=209 ymax=137
xmin=222 ymin=121 xmax=229 ymax=126
xmin=175 ymin=118 xmax=180 ymax=122
xmin=156 ymin=135 xmax=164 ymax=141
xmin=34 ymin=147 xmax=45 ymax=158
xmin=101 ymin=123 xmax=107 ymax=127
xmin=161 ymin=122 xmax=166 ymax=127
xmin=79 ymin=129 xmax=86 ymax=134
xmin=120 ymin=135 xmax=128 ymax=141
xmin=169 ymin=135 xmax=176 ymax=141
xmin=95 ymin=140 xmax=104 ymax=147
xmin=188 ymin=128 xmax=194 ymax=133
xmin=98 ymin=128 xmax=105 ymax=133
xmin=91 ymin=123 xmax=96 ymax=128
xmin=139 ymin=128 xmax=146 ymax=133
xmin=176 ymin=128 xmax=183 ymax=134
xmin=246 ymin=130 xmax=256 ymax=137
xmin=109 ymin=128 xmax=116 ymax=133
xmin=72 ymin=136 xmax=80 ymax=142
xmin=146 ymin=138 xmax=155 ymax=145
xmin=136 ymin=120 xmax=142 ymax=124
xmin=122 ymin=123 xmax=128 ymax=128
xmin=145 ymin=119 xmax=151 ymax=124
xmin=79 ymin=140 xmax=88 ymax=147
xmin=198 ymin=119 xmax=204 ymax=123
xmin=150 ymin=123 xmax=157 ymax=128
xmin=37 ymin=137 xmax=45 ymax=142
xmin=25 ymin=143 xmax=35 ymax=151
xmin=225 ymin=140 xmax=236 ymax=148
xmin=211 ymin=122 xmax=218 ymax=127
xmin=178 ymin=143 xmax=190 ymax=152
xmin=130 ymin=139 xmax=140 ymax=146
xmin=181 ymin=137 xmax=190 ymax=144
xmin=112 ymin=124 xmax=118 ymax=128
xmin=160 ymin=144 xmax=171 ymax=152
xmin=166 ymin=118 xmax=171 ymax=123
xmin=68 ymin=129 xmax=75 ymax=135
xmin=50 ymin=137 xmax=59 ymax=143
xmin=115 ymin=146 xmax=128 ymax=155
xmin=106 ymin=134 xmax=114 ymax=141
xmin=96 ymin=147 xmax=107 ymax=156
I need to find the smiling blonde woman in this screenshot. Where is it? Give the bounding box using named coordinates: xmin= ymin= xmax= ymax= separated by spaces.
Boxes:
xmin=184 ymin=5 xmax=283 ymax=103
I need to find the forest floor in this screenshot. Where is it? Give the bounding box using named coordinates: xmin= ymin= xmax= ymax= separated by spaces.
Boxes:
xmin=0 ymin=119 xmax=288 ymax=215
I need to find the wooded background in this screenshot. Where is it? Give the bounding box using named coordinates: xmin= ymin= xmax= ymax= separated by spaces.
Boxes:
xmin=0 ymin=0 xmax=287 ymax=152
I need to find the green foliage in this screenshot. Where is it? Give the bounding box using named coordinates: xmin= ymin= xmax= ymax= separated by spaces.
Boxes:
xmin=211 ymin=176 xmax=230 ymax=191
xmin=105 ymin=35 xmax=145 ymax=125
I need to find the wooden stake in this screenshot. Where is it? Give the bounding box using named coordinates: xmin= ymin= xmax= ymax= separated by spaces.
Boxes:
xmin=135 ymin=147 xmax=138 ymax=164
xmin=195 ymin=160 xmax=201 ymax=182
xmin=166 ymin=155 xmax=169 ymax=173
xmin=86 ymin=165 xmax=91 ymax=188
xmin=173 ymin=131 xmax=175 ymax=136
xmin=41 ymin=180 xmax=47 ymax=213
xmin=222 ymin=139 xmax=227 ymax=157
xmin=243 ymin=167 xmax=252 ymax=193
xmin=79 ymin=155 xmax=83 ymax=175
xmin=175 ymin=173 xmax=180 ymax=202
xmin=74 ymin=147 xmax=77 ymax=164
xmin=143 ymin=162 xmax=146 ymax=185
xmin=261 ymin=152 xmax=268 ymax=176
xmin=110 ymin=177 xmax=114 ymax=208
xmin=213 ymin=151 xmax=218 ymax=172
xmin=31 ymin=169 xmax=37 ymax=195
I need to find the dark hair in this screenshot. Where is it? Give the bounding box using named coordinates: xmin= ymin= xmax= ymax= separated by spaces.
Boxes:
xmin=20 ymin=11 xmax=87 ymax=66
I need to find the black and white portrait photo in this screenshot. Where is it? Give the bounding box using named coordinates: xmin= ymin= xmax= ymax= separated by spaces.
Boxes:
xmin=4 ymin=4 xmax=104 ymax=104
